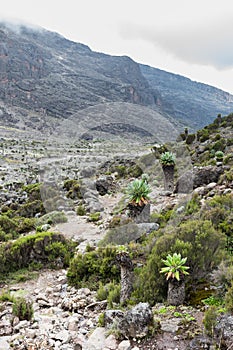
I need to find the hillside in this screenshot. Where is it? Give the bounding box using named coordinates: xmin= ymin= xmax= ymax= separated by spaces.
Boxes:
xmin=141 ymin=64 xmax=233 ymax=130
xmin=0 ymin=110 xmax=232 ymax=349
xmin=0 ymin=21 xmax=233 ymax=141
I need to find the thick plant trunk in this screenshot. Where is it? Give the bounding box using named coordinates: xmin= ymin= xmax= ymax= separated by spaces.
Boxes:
xmin=120 ymin=265 xmax=133 ymax=304
xmin=162 ymin=165 xmax=175 ymax=192
xmin=116 ymin=252 xmax=133 ymax=305
xmin=128 ymin=203 xmax=150 ymax=223
xmin=167 ymin=278 xmax=185 ymax=306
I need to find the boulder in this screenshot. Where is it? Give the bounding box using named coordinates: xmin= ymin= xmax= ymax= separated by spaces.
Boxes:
xmin=105 ymin=303 xmax=153 ymax=339
xmin=175 ymin=166 xmax=225 ymax=193
xmin=214 ymin=314 xmax=233 ymax=348
xmin=188 ymin=335 xmax=215 ymax=350
xmin=95 ymin=175 xmax=116 ymax=195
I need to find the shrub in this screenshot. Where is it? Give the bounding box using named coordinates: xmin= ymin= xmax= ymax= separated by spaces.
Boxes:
xmin=211 ymin=139 xmax=226 ymax=152
xmin=185 ymin=194 xmax=201 ymax=215
xmin=203 ymin=306 xmax=218 ymax=336
xmin=223 ymin=153 xmax=233 ymax=165
xmin=0 ymin=232 xmax=74 ymax=278
xmin=197 ymin=129 xmax=210 ymax=142
xmin=12 ymin=297 xmax=33 ymax=321
xmin=63 ymin=179 xmax=82 ymax=199
xmin=225 ymin=281 xmax=233 ymax=313
xmin=67 ymin=246 xmax=120 ymax=289
xmin=0 ymin=215 xmax=18 ymax=235
xmin=37 ymin=211 xmax=68 ymax=225
xmin=211 ymin=261 xmax=233 ymax=297
xmin=22 ymin=183 xmax=41 ymax=201
xmin=76 ymin=204 xmax=86 ymax=216
xmin=185 ymin=133 xmax=196 ymax=144
xmin=133 ymin=220 xmax=225 ymax=305
xmin=97 ymin=281 xmax=121 ymax=307
xmin=16 ymin=200 xmax=45 ymax=218
xmin=215 ymin=150 xmax=224 ymax=160
xmin=88 ymin=212 xmax=101 ymax=222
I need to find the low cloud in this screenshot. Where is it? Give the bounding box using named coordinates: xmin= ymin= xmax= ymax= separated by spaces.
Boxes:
xmin=119 ymin=16 xmax=233 ymax=70
xmin=0 ymin=17 xmax=42 ymax=34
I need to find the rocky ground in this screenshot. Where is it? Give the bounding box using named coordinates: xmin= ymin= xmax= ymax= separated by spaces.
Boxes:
xmin=0 ymin=126 xmax=233 ymax=349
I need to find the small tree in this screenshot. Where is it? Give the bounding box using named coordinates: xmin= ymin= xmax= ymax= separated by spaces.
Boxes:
xmin=126 ymin=178 xmax=151 ymax=222
xmin=116 ymin=246 xmax=133 ymax=305
xmin=160 ymin=152 xmax=176 ymax=191
xmin=160 ymin=252 xmax=189 ymax=305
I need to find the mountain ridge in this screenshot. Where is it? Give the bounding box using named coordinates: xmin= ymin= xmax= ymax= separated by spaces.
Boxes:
xmin=0 ymin=21 xmax=233 ymax=139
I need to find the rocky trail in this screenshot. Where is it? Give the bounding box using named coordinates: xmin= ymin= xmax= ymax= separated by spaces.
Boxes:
xmin=0 ymin=168 xmax=232 ymax=349
xmin=0 ymin=183 xmax=188 ymax=350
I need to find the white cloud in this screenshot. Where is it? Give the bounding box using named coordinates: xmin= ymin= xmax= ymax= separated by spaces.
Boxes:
xmin=119 ymin=14 xmax=233 ymax=69
xmin=1 ymin=0 xmax=233 ymax=93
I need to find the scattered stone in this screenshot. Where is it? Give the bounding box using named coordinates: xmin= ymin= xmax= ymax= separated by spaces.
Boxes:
xmin=118 ymin=340 xmax=131 ymax=350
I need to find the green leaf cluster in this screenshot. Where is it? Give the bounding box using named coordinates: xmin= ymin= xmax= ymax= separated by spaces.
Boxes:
xmin=126 ymin=179 xmax=151 ymax=206
xmin=160 ymin=252 xmax=189 ymax=281
xmin=160 ymin=152 xmax=176 ymax=166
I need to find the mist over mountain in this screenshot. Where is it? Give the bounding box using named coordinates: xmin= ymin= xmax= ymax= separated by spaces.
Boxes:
xmin=0 ymin=21 xmax=233 ymax=140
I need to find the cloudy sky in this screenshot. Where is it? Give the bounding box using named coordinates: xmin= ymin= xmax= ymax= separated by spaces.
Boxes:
xmin=1 ymin=0 xmax=233 ymax=94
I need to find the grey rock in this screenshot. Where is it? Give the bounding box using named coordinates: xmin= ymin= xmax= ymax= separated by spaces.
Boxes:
xmin=104 ymin=310 xmax=125 ymax=328
xmin=160 ymin=318 xmax=182 ymax=333
xmin=188 ymin=335 xmax=215 ymax=350
xmin=118 ymin=303 xmax=153 ymax=339
xmin=214 ymin=314 xmax=233 ymax=348
xmin=95 ymin=176 xmax=116 ymax=196
xmin=118 ymin=340 xmax=131 ymax=350
xmin=0 ymin=336 xmax=10 ymax=350
xmin=85 ymin=327 xmax=107 ymax=350
xmin=175 ymin=166 xmax=225 ymax=193
xmin=136 ymin=222 xmax=159 ymax=235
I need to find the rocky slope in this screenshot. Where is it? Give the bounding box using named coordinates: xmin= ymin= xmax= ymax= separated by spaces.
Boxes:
xmin=0 ymin=21 xmax=233 ymax=140
xmin=0 ymin=114 xmax=233 ymax=349
xmin=141 ymin=64 xmax=233 ymax=130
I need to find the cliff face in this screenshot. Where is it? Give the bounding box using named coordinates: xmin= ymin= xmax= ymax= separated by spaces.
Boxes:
xmin=0 ymin=23 xmax=162 ymax=119
xmin=0 ymin=21 xmax=233 ymax=139
xmin=140 ymin=64 xmax=233 ymax=130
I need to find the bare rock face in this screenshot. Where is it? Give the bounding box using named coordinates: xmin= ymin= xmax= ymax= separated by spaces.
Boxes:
xmin=104 ymin=303 xmax=153 ymax=339
xmin=175 ymin=166 xmax=225 ymax=193
xmin=214 ymin=314 xmax=233 ymax=348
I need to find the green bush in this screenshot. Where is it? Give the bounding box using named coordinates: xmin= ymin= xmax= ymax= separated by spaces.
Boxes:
xmin=0 ymin=232 xmax=74 ymax=278
xmin=211 ymin=139 xmax=226 ymax=152
xmin=197 ymin=129 xmax=210 ymax=142
xmin=63 ymin=179 xmax=82 ymax=199
xmin=12 ymin=297 xmax=33 ymax=321
xmin=22 ymin=183 xmax=41 ymax=201
xmin=0 ymin=215 xmax=17 ymax=235
xmin=88 ymin=212 xmax=101 ymax=222
xmin=185 ymin=194 xmax=201 ymax=215
xmin=67 ymin=246 xmax=120 ymax=289
xmin=16 ymin=200 xmax=45 ymax=218
xmin=203 ymin=306 xmax=218 ymax=336
xmin=225 ymin=281 xmax=233 ymax=313
xmin=37 ymin=211 xmax=68 ymax=225
xmin=97 ymin=281 xmax=121 ymax=307
xmin=215 ymin=150 xmax=224 ymax=160
xmin=76 ymin=204 xmax=86 ymax=216
xmin=133 ymin=220 xmax=225 ymax=305
xmin=0 ymin=215 xmax=36 ymax=242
